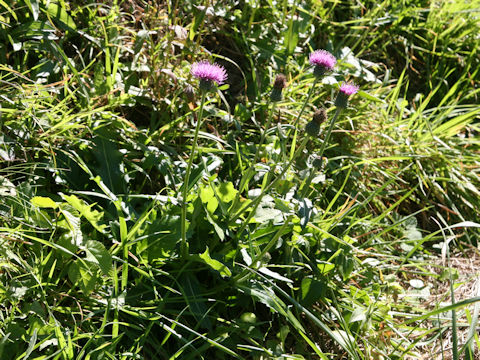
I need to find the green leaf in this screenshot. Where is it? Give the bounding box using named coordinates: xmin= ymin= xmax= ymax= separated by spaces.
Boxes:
xmin=0 ymin=0 xmax=17 ymax=20
xmin=239 ymin=283 xmax=305 ymax=332
xmin=317 ymin=262 xmax=335 ymax=274
xmin=253 ymin=195 xmax=284 ymax=224
xmin=59 ymin=207 xmax=83 ymax=246
xmin=258 ymin=267 xmax=292 ymax=283
xmin=31 ymin=196 xmax=58 ymax=209
xmin=45 ymin=1 xmax=77 ymax=30
xmin=189 ymin=6 xmax=207 ymax=41
xmin=24 ymin=328 xmax=37 ymax=359
xmin=216 ymin=182 xmax=237 ymax=204
xmin=180 ymin=273 xmax=212 ymax=330
xmin=301 ymin=277 xmax=326 ymax=306
xmin=191 ymin=248 xmax=232 ymax=278
xmin=136 ymin=214 xmax=182 ymax=262
xmin=24 ymin=0 xmax=39 ymax=20
xmin=0 ymin=176 xmax=16 ymax=197
xmin=358 ymin=90 xmax=384 ymax=103
xmin=68 ymin=261 xmax=97 ymax=295
xmin=61 ymin=194 xmax=107 ymax=233
xmin=200 ymin=186 xmax=218 ymax=213
xmin=84 ymin=240 xmax=112 ymax=276
xmin=93 ymin=132 xmax=125 ymax=195
xmin=349 ymin=306 xmax=367 ymax=323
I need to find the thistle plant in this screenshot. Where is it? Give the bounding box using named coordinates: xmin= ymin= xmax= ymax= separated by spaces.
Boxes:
xmin=230 ymin=73 xmax=287 ymax=212
xmin=181 ymin=60 xmax=227 ymax=257
xmin=231 ymin=51 xmax=338 ymax=235
xmin=289 ymin=49 xmax=336 ymax=159
xmin=256 ymin=74 xmax=287 ymax=164
xmin=300 ymin=82 xmax=359 ymax=197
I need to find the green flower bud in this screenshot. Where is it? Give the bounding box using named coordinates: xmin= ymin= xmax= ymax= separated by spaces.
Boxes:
xmin=305 ymin=120 xmax=320 ymax=137
xmin=270 ymin=74 xmax=287 ymax=102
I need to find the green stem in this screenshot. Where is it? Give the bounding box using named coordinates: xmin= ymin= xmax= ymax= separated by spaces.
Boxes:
xmin=231 ymin=136 xmax=310 ymax=236
xmin=288 ymin=78 xmax=318 ymax=160
xmin=300 ymin=106 xmax=343 ymax=198
xmin=253 ymin=101 xmax=276 ymax=165
xmin=232 ymin=217 xmax=291 ymax=283
xmin=448 ymin=240 xmax=459 ymax=360
xmin=229 ymin=102 xmax=276 ymax=221
xmin=181 ymin=91 xmax=206 ymax=258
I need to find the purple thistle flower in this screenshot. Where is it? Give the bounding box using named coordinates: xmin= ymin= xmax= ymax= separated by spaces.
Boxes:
xmin=339 ymin=83 xmax=359 ymax=96
xmin=309 ymin=50 xmax=336 ymax=78
xmin=191 ymin=61 xmax=227 ymax=91
xmin=335 ymin=83 xmax=359 ymax=108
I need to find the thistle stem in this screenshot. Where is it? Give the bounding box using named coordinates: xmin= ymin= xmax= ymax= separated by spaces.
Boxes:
xmin=300 ymin=106 xmax=343 ymax=198
xmin=181 ymin=91 xmax=206 ymax=258
xmin=231 ymin=136 xmax=310 ymax=236
xmin=229 ymin=102 xmax=276 ymax=221
xmin=288 ymin=78 xmax=318 ymax=160
xmin=253 ymin=102 xmax=276 ymax=165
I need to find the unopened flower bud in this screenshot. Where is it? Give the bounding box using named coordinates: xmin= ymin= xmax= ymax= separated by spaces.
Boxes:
xmin=270 ymin=74 xmax=287 ymax=102
xmin=313 ymin=108 xmax=327 ymax=124
xmin=312 ymin=155 xmax=327 ymax=169
xmin=273 ymin=74 xmax=287 ymax=90
xmin=305 ymin=120 xmax=320 ymax=137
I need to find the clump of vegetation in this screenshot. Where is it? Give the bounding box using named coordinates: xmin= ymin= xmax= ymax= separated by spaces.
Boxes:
xmin=1 ymin=0 xmax=479 ymax=359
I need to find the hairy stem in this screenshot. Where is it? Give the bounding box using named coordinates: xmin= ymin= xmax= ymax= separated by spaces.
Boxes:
xmin=181 ymin=91 xmax=206 ymax=258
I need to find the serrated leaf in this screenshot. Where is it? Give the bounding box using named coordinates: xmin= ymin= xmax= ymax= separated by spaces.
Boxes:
xmin=84 ymin=240 xmax=112 ymax=275
xmin=68 ymin=261 xmax=97 ymax=295
xmin=61 ymin=194 xmax=107 ymax=233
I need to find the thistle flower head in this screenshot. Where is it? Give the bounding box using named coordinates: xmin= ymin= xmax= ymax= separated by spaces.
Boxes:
xmin=339 ymin=83 xmax=359 ymax=96
xmin=335 ymin=82 xmax=359 ymax=108
xmin=309 ymin=50 xmax=336 ymax=78
xmin=270 ymin=73 xmax=287 ymax=102
xmin=191 ymin=60 xmax=227 ymax=91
